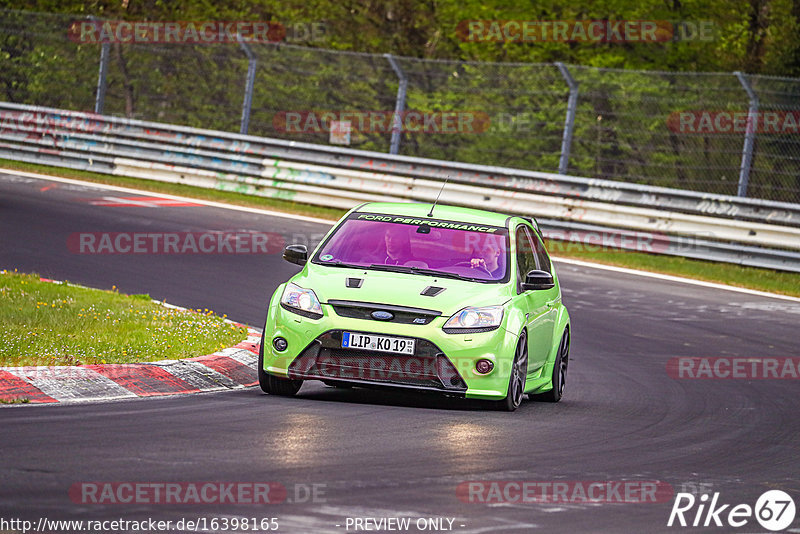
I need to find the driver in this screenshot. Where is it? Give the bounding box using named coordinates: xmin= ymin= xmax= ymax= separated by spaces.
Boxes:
xmin=383 ymin=225 xmax=410 ymax=265
xmin=382 ymin=225 xmax=427 ymax=268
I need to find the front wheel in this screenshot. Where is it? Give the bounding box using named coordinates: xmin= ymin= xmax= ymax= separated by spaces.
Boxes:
xmin=494 ymin=331 xmax=528 ymax=412
xmin=531 ymin=328 xmax=569 ymax=403
xmin=258 ymin=330 xmax=302 ymax=396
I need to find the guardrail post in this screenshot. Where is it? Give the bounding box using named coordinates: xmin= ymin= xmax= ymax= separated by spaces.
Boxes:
xmin=734 ymin=71 xmax=758 ymax=198
xmin=384 ymin=53 xmax=408 ymax=155
xmin=238 ymin=36 xmax=257 ymax=135
xmin=555 ymin=62 xmax=579 ymax=175
xmin=90 ymin=16 xmax=110 ymax=115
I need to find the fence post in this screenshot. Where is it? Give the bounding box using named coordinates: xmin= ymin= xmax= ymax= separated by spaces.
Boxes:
xmin=384 ymin=53 xmax=408 ymax=155
xmin=555 ymin=62 xmax=579 ymax=175
xmin=90 ymin=16 xmax=110 ymax=115
xmin=238 ymin=36 xmax=257 ymax=135
xmin=734 ymin=71 xmax=758 ymax=198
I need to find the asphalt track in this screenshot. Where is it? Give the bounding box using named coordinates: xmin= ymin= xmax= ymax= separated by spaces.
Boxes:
xmin=1 ymin=172 xmax=799 ymax=533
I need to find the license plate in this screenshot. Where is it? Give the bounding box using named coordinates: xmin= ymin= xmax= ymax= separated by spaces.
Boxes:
xmin=341 ymin=332 xmax=415 ymax=355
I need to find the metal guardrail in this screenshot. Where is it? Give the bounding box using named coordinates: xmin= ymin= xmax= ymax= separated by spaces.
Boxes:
xmin=2 ymin=101 xmax=800 ymax=273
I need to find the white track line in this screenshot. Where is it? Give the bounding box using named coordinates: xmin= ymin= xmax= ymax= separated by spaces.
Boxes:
xmin=552 ymin=256 xmax=800 ymax=303
xmin=0 ymin=168 xmax=335 ymax=225
xmin=3 ymin=167 xmax=798 ymax=303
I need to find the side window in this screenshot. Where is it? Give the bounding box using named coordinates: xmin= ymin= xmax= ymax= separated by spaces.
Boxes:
xmin=530 ymin=229 xmax=552 ymax=273
xmin=515 ymin=226 xmax=538 ymax=285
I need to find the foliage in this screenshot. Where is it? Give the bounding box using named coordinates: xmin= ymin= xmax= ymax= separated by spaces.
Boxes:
xmin=0 ymin=3 xmax=799 ymax=202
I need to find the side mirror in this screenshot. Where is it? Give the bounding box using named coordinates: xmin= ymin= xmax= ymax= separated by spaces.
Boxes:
xmin=521 ymin=269 xmax=554 ymax=291
xmin=283 ymin=244 xmax=308 ymax=266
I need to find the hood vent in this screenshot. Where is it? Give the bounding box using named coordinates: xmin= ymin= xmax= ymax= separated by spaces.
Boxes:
xmin=421 ymin=286 xmax=445 ymax=297
xmin=346 ymin=278 xmax=363 ymax=288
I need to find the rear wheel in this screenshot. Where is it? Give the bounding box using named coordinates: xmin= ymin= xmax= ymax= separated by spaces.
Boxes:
xmin=495 ymin=331 xmax=528 ymax=412
xmin=258 ymin=330 xmax=302 ymax=396
xmin=531 ymin=328 xmax=569 ymax=403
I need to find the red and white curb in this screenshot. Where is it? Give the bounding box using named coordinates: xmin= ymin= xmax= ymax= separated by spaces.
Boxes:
xmin=0 ymin=328 xmax=262 ymax=404
xmin=0 ymin=278 xmax=264 ymax=405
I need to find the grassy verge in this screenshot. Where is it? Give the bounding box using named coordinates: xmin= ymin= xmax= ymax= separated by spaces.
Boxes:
xmin=0 ymin=397 xmax=30 ymax=404
xmin=0 ymin=270 xmax=248 ymax=367
xmin=549 ymin=246 xmax=800 ymax=297
xmin=2 ymin=158 xmax=798 ymax=298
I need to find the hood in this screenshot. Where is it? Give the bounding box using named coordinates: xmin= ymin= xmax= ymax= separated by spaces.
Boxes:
xmin=292 ymin=265 xmax=512 ymax=316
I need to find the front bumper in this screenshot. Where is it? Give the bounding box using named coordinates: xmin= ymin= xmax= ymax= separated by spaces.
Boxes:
xmin=263 ymin=299 xmax=520 ymax=400
xmin=288 ymin=330 xmax=469 ymax=395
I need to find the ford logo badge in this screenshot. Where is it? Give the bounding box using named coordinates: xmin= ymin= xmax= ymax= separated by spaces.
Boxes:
xmin=371 ymin=310 xmax=394 ymax=321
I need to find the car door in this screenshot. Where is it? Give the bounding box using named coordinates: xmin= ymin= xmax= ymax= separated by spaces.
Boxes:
xmin=514 ymin=224 xmax=557 ymax=375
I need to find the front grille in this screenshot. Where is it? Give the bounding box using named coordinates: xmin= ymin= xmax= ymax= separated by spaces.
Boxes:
xmin=287 ymin=330 xmax=467 ymax=392
xmin=328 ymin=300 xmax=441 ymax=325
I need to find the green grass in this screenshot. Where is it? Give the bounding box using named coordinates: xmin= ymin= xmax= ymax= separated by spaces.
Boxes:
xmin=549 ymin=246 xmax=800 ymax=297
xmin=0 ymin=397 xmax=30 ymax=404
xmin=0 ymin=270 xmax=248 ymax=367
xmin=1 ymin=158 xmax=798 ymax=298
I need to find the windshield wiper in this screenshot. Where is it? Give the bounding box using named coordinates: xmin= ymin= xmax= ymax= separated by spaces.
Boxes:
xmin=318 ymin=260 xmax=365 ymax=269
xmin=367 ymin=264 xmax=484 ymax=282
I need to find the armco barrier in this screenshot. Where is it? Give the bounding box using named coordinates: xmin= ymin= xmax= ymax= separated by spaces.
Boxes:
xmin=1 ymin=101 xmax=800 ymax=272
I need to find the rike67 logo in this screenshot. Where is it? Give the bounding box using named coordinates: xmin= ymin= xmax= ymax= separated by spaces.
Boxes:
xmin=668 ymin=490 xmax=796 ymax=531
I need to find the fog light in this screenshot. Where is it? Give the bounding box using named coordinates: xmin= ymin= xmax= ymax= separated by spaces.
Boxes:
xmin=273 ymin=337 xmax=288 ymax=351
xmin=475 ymin=359 xmax=494 ymax=374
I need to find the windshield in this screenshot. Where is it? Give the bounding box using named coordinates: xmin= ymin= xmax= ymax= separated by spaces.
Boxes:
xmin=313 ymin=213 xmax=509 ymax=282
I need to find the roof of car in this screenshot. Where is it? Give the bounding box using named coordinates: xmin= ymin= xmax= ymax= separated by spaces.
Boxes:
xmin=354 ymin=202 xmax=515 ymax=227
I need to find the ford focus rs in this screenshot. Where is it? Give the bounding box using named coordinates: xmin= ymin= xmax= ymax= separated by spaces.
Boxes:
xmin=259 ymin=202 xmax=570 ymax=411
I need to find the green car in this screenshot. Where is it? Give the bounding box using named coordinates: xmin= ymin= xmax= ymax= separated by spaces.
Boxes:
xmin=259 ymin=202 xmax=570 ymax=411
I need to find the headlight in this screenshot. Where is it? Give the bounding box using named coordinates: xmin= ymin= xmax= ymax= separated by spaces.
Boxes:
xmin=443 ymin=306 xmax=503 ymax=333
xmin=280 ymin=282 xmax=323 ymax=318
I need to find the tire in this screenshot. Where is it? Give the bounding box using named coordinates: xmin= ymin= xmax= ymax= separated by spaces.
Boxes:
xmin=531 ymin=328 xmax=569 ymax=403
xmin=258 ymin=330 xmax=302 ymax=397
xmin=495 ymin=331 xmax=528 ymax=412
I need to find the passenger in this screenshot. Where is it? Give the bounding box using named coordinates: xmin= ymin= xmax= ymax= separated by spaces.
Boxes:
xmin=469 ymin=241 xmax=503 ymax=278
